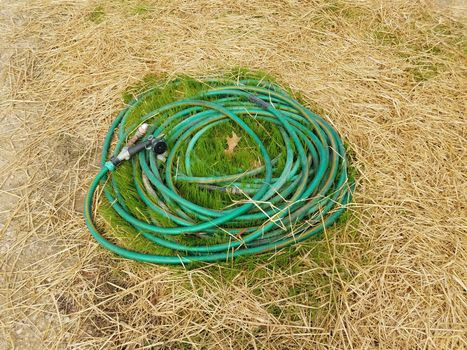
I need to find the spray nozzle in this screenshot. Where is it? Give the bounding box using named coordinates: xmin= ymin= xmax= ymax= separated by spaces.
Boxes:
xmin=110 ymin=136 xmax=167 ymax=167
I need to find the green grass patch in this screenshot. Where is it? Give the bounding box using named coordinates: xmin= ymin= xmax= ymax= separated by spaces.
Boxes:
xmin=132 ymin=2 xmax=152 ymax=15
xmin=88 ymin=5 xmax=105 ymax=23
xmin=406 ymin=60 xmax=441 ymax=82
xmin=98 ymin=69 xmax=356 ymax=268
xmin=373 ymin=25 xmax=401 ymax=46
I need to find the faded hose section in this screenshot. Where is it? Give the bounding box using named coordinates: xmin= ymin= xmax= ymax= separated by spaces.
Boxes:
xmin=84 ymin=79 xmax=354 ymax=264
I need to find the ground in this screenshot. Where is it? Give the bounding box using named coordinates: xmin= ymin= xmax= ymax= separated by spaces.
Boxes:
xmin=0 ymin=1 xmax=466 ymax=349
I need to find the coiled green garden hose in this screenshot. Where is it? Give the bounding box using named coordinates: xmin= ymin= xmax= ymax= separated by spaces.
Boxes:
xmin=84 ymin=79 xmax=354 ymax=264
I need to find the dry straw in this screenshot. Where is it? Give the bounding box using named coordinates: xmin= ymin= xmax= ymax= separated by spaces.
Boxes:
xmin=1 ymin=0 xmax=466 ymax=349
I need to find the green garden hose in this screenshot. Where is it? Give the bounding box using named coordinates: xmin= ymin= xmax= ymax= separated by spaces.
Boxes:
xmin=84 ymin=78 xmax=354 ymax=264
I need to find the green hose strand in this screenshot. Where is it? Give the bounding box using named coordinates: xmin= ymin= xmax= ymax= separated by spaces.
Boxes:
xmin=84 ymin=79 xmax=354 ymax=264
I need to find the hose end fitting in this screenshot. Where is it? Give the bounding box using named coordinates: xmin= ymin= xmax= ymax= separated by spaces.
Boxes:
xmin=152 ymin=139 xmax=167 ymax=155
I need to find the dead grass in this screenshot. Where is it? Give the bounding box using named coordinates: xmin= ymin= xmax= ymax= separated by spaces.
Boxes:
xmin=1 ymin=0 xmax=466 ymax=349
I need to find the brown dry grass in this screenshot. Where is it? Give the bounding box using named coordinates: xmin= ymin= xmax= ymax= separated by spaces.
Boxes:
xmin=1 ymin=0 xmax=466 ymax=349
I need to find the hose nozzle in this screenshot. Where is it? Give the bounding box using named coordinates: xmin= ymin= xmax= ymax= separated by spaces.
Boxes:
xmin=110 ymin=136 xmax=167 ymax=167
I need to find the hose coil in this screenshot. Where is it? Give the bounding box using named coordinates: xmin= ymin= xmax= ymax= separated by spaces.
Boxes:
xmin=84 ymin=79 xmax=354 ymax=264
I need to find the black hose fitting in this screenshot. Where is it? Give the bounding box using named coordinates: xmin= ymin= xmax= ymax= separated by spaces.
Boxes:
xmin=152 ymin=138 xmax=167 ymax=155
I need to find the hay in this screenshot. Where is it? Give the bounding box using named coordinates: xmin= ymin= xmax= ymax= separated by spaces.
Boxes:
xmin=1 ymin=0 xmax=466 ymax=349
